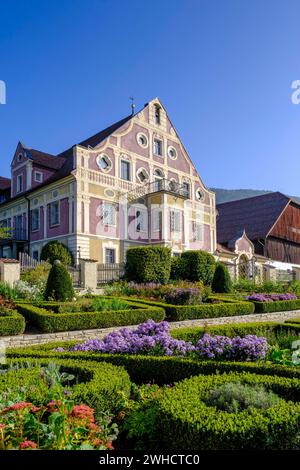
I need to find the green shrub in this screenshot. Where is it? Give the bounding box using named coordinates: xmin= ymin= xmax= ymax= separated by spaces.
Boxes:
xmin=21 ymin=263 xmax=51 ymax=285
xmin=164 ymin=288 xmax=202 ymax=305
xmin=0 ymin=310 xmax=25 ymax=336
xmin=57 ymin=297 xmax=131 ymax=313
xmin=0 ymin=282 xmax=17 ymax=301
xmin=125 ymin=246 xmax=171 ymax=284
xmin=178 ymin=250 xmax=216 ymax=285
xmin=44 ymin=262 xmax=75 ymax=301
xmin=212 ymin=262 xmax=232 ymax=293
xmin=204 ymin=380 xmax=282 ymax=412
xmin=16 ymin=301 xmax=165 ymax=333
xmin=158 ymin=372 xmax=300 ymax=450
xmin=41 ymin=241 xmax=74 ymax=266
xmin=1 ymin=358 xmax=131 ymax=413
xmin=170 ymin=256 xmax=182 ymax=280
xmin=252 ymin=298 xmax=300 ymax=313
xmin=233 ymin=279 xmax=287 ymax=293
xmin=128 ymin=297 xmax=255 ymax=321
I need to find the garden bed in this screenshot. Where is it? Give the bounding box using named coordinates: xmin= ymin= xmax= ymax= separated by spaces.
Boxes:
xmin=16 ymin=297 xmax=165 ymax=333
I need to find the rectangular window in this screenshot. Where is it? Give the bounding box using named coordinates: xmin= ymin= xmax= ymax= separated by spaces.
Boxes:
xmin=153 ymin=139 xmax=163 ymax=156
xmin=32 ymin=250 xmax=39 ymax=261
xmin=152 ymin=209 xmax=161 ymax=231
xmin=105 ymin=248 xmax=115 ymax=264
xmin=136 ymin=209 xmax=147 ymax=232
xmin=103 ymin=202 xmax=116 ymax=226
xmin=17 ymin=175 xmax=23 ymax=193
xmin=121 ymin=160 xmax=131 ymax=181
xmin=49 ymin=201 xmax=60 ymax=227
xmin=31 ymin=209 xmax=40 ymax=232
xmin=182 ymin=182 xmax=190 ymax=198
xmin=170 ymin=210 xmax=181 ymax=232
xmin=194 ymin=222 xmax=203 ymax=242
xmin=34 ymin=171 xmax=43 ymax=183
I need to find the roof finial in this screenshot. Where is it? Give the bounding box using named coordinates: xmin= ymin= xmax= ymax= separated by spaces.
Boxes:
xmin=129 ymin=97 xmax=135 ymax=115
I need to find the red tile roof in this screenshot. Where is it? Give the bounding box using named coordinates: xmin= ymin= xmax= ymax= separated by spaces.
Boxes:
xmin=0 ymin=177 xmax=11 ymax=191
xmin=25 ymin=148 xmax=66 ymax=170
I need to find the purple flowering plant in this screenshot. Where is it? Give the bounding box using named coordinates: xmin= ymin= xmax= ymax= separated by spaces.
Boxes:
xmin=246 ymin=293 xmax=297 ymax=302
xmin=55 ymin=320 xmax=268 ymax=362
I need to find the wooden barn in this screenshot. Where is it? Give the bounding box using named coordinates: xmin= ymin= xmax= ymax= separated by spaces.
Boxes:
xmin=217 ymin=192 xmax=300 ymax=265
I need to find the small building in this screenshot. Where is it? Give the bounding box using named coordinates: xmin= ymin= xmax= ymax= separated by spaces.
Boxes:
xmin=216 ymin=192 xmax=300 ymax=281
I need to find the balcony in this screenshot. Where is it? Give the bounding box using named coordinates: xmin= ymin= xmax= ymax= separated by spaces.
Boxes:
xmin=0 ymin=228 xmax=28 ymax=243
xmin=127 ymin=179 xmax=190 ymax=202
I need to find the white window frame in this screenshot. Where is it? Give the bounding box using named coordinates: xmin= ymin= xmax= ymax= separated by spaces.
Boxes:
xmin=153 ymin=138 xmax=163 ymax=157
xmin=137 ymin=168 xmax=149 ymax=183
xmin=97 ymin=154 xmax=112 ymax=173
xmin=152 ymin=208 xmax=161 ymax=232
xmin=120 ymin=159 xmax=131 ymax=181
xmin=136 ymin=209 xmax=147 ymax=233
xmin=168 ymin=146 xmax=177 ymax=160
xmin=31 ymin=208 xmax=40 ymax=232
xmin=136 ymin=132 xmax=148 ymax=148
xmin=16 ymin=174 xmax=23 ymax=193
xmin=49 ymin=201 xmax=60 ymax=227
xmin=105 ymin=248 xmax=116 ymax=264
xmin=102 ymin=202 xmax=116 ymax=226
xmin=34 ymin=171 xmax=43 ymax=183
xmin=170 ymin=210 xmax=181 ymax=233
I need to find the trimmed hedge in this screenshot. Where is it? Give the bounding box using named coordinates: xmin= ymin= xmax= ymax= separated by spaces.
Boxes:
xmin=125 ymin=297 xmax=255 ymax=321
xmin=212 ymin=262 xmax=232 ymax=293
xmin=7 ymin=344 xmax=300 ymax=384
xmin=0 ymin=310 xmax=25 ymax=336
xmin=178 ymin=250 xmax=216 ymax=284
xmin=16 ymin=300 xmax=165 ymax=333
xmin=125 ymin=246 xmax=172 ymax=284
xmin=44 ymin=262 xmax=75 ymax=301
xmin=158 ymin=372 xmax=300 ymax=450
xmin=41 ymin=240 xmax=74 ymax=266
xmin=1 ymin=358 xmax=131 ymax=413
xmin=252 ymin=298 xmax=300 ymax=313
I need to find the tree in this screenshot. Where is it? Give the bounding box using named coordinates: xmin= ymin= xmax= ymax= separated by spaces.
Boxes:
xmin=41 ymin=241 xmax=74 ymax=265
xmin=44 ymin=260 xmax=75 ymax=301
xmin=212 ymin=262 xmax=233 ymax=293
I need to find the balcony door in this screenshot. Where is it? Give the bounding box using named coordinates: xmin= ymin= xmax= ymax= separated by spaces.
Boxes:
xmin=15 ymin=215 xmax=23 ymax=240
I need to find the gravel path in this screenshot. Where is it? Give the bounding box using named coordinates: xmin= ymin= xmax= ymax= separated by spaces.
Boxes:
xmin=2 ymin=309 xmax=300 ymax=348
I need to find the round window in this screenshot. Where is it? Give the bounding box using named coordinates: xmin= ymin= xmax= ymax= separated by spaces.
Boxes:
xmin=137 ymin=133 xmax=148 ymax=148
xmin=196 ymin=188 xmax=204 ymax=201
xmin=168 ymin=146 xmax=177 ymax=159
xmin=97 ymin=154 xmax=112 ymax=172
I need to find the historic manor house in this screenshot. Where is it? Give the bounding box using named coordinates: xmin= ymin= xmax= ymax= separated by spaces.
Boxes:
xmin=0 ymin=98 xmax=299 ymax=281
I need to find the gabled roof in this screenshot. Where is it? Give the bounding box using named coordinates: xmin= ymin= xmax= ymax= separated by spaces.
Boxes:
xmin=0 ymin=177 xmax=11 ymax=191
xmin=58 ymin=114 xmax=132 ymax=158
xmin=25 ymin=148 xmax=66 ymax=170
xmin=217 ymin=192 xmax=291 ymax=243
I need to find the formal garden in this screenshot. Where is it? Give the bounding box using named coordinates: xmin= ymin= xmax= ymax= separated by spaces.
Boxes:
xmin=1 ymin=242 xmax=300 ymax=450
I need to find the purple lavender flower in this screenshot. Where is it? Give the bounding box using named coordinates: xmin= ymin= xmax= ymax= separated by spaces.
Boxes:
xmin=246 ymin=293 xmax=297 ymax=302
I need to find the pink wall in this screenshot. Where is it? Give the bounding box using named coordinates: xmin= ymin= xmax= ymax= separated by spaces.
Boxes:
xmin=88 ymin=147 xmax=116 ymax=176
xmin=30 ymin=207 xmax=44 ymax=241
xmin=31 ymin=165 xmax=56 ymax=189
xmin=46 ymin=198 xmax=69 ymax=238
xmin=166 ymin=140 xmax=190 ymax=174
xmin=12 ymin=167 xmax=27 ymax=197
xmin=236 ymin=237 xmax=252 ymax=253
xmin=90 ymin=197 xmax=120 ymax=238
xmin=121 ymin=123 xmax=150 ymax=158
xmin=189 ymin=223 xmax=211 ymax=251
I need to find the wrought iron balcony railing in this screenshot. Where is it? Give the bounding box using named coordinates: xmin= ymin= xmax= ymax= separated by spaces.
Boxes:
xmin=127 ymin=179 xmax=190 ymax=202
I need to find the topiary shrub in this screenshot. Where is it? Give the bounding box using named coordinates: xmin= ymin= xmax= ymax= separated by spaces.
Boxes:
xmin=44 ymin=261 xmax=75 ymax=301
xmin=41 ymin=241 xmax=74 ymax=266
xmin=212 ymin=262 xmax=232 ymax=293
xmin=170 ymin=256 xmax=182 ymax=280
xmin=125 ymin=246 xmax=171 ymax=284
xmin=178 ymin=250 xmax=216 ymax=285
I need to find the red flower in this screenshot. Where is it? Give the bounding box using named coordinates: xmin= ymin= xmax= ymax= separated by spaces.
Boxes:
xmin=0 ymin=423 xmax=5 ymax=429
xmin=5 ymin=402 xmax=33 ymax=412
xmin=71 ymin=404 xmax=95 ymax=423
xmin=106 ymin=441 xmax=114 ymax=450
xmin=89 ymin=422 xmax=99 ymax=431
xmin=92 ymin=438 xmax=103 ymax=447
xmin=47 ymin=400 xmax=62 ymax=412
xmin=19 ymin=440 xmax=37 ymax=450
xmin=31 ymin=406 xmax=43 ymax=413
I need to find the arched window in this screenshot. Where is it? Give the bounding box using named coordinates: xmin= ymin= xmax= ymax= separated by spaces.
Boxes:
xmin=153 ymin=168 xmax=164 ymax=191
xmin=154 ymin=105 xmax=161 ymax=125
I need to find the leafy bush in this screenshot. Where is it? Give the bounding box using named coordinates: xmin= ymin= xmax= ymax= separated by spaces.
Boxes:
xmin=158 ymin=372 xmax=300 ymax=449
xmin=203 ymin=381 xmax=282 ymax=413
xmin=41 ymin=241 xmax=74 ymax=266
xmin=21 ymin=263 xmax=51 ymax=285
xmin=164 ymin=288 xmax=202 ymax=305
xmin=14 ymin=280 xmax=44 ymax=302
xmin=233 ymin=279 xmax=287 ymax=293
xmin=0 ymin=282 xmax=17 ymax=301
xmin=212 ymin=263 xmax=232 ymax=293
xmin=0 ymin=310 xmax=25 ymax=336
xmin=125 ymin=246 xmax=172 ymax=284
xmin=131 ymin=298 xmax=255 ymax=321
xmin=177 ymin=250 xmax=216 ymax=285
xmin=170 ymin=256 xmax=182 ymax=280
xmin=16 ymin=301 xmax=165 ymax=333
xmin=44 ymin=262 xmax=75 ymax=302
xmin=251 ymin=298 xmax=300 ymax=313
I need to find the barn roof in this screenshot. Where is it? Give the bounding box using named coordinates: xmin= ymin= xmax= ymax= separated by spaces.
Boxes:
xmin=217 ymin=192 xmax=291 ymax=243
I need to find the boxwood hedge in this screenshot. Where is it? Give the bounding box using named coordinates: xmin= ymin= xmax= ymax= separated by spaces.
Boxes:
xmin=1 ymin=358 xmax=131 ymax=413
xmin=0 ymin=310 xmax=25 ymax=336
xmin=125 ymin=297 xmax=255 ymax=321
xmin=252 ymin=298 xmax=300 ymax=313
xmin=158 ymin=372 xmax=300 ymax=450
xmin=125 ymin=246 xmax=172 ymax=284
xmin=16 ymin=300 xmax=165 ymax=333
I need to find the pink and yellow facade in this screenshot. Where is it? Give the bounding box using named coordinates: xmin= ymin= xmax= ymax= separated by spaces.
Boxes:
xmin=0 ymin=99 xmax=216 ymax=263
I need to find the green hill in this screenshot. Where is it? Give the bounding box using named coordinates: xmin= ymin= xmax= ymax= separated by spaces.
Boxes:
xmin=211 ymin=188 xmax=300 ymax=204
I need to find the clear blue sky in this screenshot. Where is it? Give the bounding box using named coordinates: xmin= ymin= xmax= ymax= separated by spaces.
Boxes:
xmin=1 ymin=0 xmax=300 ymax=195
